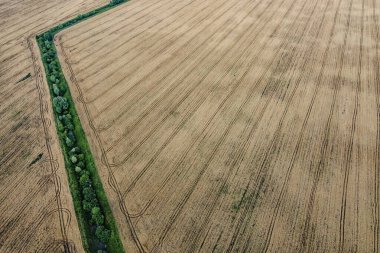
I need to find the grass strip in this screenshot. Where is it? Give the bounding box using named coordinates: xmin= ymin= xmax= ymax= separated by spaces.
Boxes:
xmin=36 ymin=0 xmax=127 ymax=252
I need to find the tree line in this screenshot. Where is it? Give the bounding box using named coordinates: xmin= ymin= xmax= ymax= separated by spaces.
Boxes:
xmin=36 ymin=0 xmax=127 ymax=249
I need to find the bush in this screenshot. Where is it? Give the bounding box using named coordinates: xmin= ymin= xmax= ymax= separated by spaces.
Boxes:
xmin=44 ymin=41 xmax=51 ymax=49
xmin=53 ymin=83 xmax=60 ymax=96
xmin=79 ymin=173 xmax=91 ymax=186
xmin=65 ymin=136 xmax=74 ymax=147
xmin=59 ymin=83 xmax=67 ymax=94
xmin=96 ymin=226 xmax=110 ymax=243
xmin=66 ymin=130 xmax=76 ymax=142
xmin=43 ymin=32 xmax=52 ymax=41
xmin=52 ymin=96 xmax=69 ymax=114
xmin=77 ymin=161 xmax=85 ymax=168
xmin=70 ymin=155 xmax=78 ymax=164
xmin=66 ymin=122 xmax=74 ymax=130
xmin=78 ymin=153 xmax=85 ymax=161
xmin=83 ymin=198 xmax=98 ymax=212
xmin=91 ymin=207 xmax=104 ymax=225
xmin=69 ymin=147 xmax=80 ymax=154
xmin=57 ymin=121 xmax=64 ymax=132
xmin=111 ymin=0 xmax=125 ymax=5
xmin=83 ymin=185 xmax=96 ymax=199
xmin=61 ymin=114 xmax=74 ymax=130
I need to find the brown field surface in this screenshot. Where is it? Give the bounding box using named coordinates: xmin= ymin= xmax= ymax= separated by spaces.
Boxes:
xmin=0 ymin=0 xmax=107 ymax=251
xmin=58 ymin=0 xmax=379 ymax=252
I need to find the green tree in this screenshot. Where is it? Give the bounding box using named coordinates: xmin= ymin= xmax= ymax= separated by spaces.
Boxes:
xmin=92 ymin=207 xmax=104 ymax=225
xmin=79 ymin=173 xmax=90 ymax=186
xmin=96 ymin=226 xmax=110 ymax=243
xmin=82 ymin=185 xmax=96 ymax=200
xmin=65 ymin=136 xmax=74 ymax=147
xmin=53 ymin=83 xmax=60 ymax=96
xmin=70 ymin=155 xmax=78 ymax=164
xmin=83 ymin=198 xmax=98 ymax=212
xmin=77 ymin=161 xmax=85 ymax=168
xmin=52 ymin=96 xmax=68 ymax=114
xmin=69 ymin=147 xmax=80 ymax=154
xmin=66 ymin=130 xmax=76 ymax=142
xmin=75 ymin=166 xmax=82 ymax=173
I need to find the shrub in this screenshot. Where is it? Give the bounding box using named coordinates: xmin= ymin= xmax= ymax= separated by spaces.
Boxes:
xmin=66 ymin=130 xmax=76 ymax=142
xmin=50 ymin=75 xmax=56 ymax=82
xmin=78 ymin=153 xmax=85 ymax=161
xmin=65 ymin=136 xmax=74 ymax=147
xmin=79 ymin=173 xmax=91 ymax=186
xmin=53 ymin=83 xmax=60 ymax=96
xmin=43 ymin=32 xmax=52 ymax=41
xmin=83 ymin=198 xmax=98 ymax=212
xmin=77 ymin=161 xmax=85 ymax=168
xmin=91 ymin=207 xmax=104 ymax=225
xmin=66 ymin=122 xmax=74 ymax=130
xmin=96 ymin=226 xmax=110 ymax=243
xmin=111 ymin=0 xmax=124 ymax=5
xmin=52 ymin=96 xmax=68 ymax=114
xmin=44 ymin=41 xmax=51 ymax=49
xmin=83 ymin=186 xmax=96 ymax=199
xmin=57 ymin=121 xmax=64 ymax=132
xmin=59 ymin=83 xmax=67 ymax=94
xmin=69 ymin=147 xmax=80 ymax=154
xmin=70 ymin=155 xmax=78 ymax=164
xmin=61 ymin=114 xmax=74 ymax=130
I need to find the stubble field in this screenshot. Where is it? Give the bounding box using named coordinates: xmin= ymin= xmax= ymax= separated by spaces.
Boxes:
xmin=57 ymin=0 xmax=379 ymax=252
xmin=0 ymin=0 xmax=107 ymax=251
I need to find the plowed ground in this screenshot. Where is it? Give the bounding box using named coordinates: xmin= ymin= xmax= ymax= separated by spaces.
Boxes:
xmin=0 ymin=0 xmax=107 ymax=251
xmin=58 ymin=0 xmax=380 ymax=251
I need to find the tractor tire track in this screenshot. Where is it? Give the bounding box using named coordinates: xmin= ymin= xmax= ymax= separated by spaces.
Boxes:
xmin=338 ymin=0 xmax=363 ymax=250
xmin=146 ymin=0 xmax=318 ymax=250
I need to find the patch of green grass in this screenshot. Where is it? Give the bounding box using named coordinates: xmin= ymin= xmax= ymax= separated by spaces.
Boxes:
xmin=232 ymin=202 xmax=241 ymax=212
xmin=221 ymin=185 xmax=229 ymax=194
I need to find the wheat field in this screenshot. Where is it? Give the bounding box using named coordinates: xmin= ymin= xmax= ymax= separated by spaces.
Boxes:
xmin=58 ymin=0 xmax=380 ymax=252
xmin=12 ymin=0 xmax=380 ymax=251
xmin=0 ymin=0 xmax=108 ymax=251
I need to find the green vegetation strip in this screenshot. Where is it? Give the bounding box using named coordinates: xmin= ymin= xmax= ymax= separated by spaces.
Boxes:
xmin=36 ymin=0 xmax=126 ymax=252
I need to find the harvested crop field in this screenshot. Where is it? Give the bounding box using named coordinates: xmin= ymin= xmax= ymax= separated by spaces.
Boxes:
xmin=0 ymin=0 xmax=107 ymax=251
xmin=58 ymin=0 xmax=379 ymax=252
